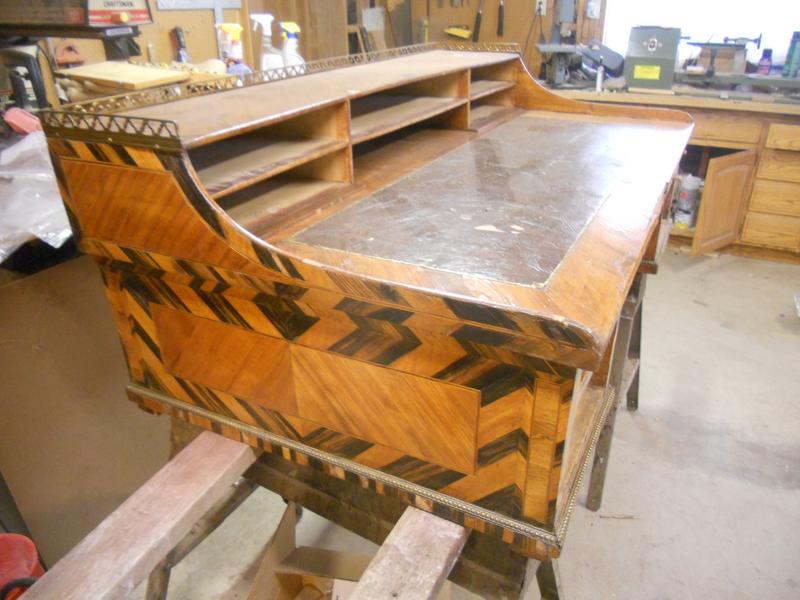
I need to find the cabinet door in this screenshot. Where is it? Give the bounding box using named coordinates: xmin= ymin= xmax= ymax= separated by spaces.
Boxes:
xmin=692 ymin=150 xmax=756 ymax=256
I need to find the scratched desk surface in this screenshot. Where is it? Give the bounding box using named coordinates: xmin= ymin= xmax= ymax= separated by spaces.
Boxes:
xmin=294 ymin=112 xmax=687 ymax=287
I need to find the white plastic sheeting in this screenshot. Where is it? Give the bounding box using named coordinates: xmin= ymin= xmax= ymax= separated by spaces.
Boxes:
xmin=0 ymin=132 xmax=72 ymax=262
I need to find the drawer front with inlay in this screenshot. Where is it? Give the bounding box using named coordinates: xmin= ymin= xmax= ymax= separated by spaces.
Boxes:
xmin=750 ymin=179 xmax=800 ymax=217
xmin=153 ymin=304 xmax=480 ymax=474
xmin=757 ymin=150 xmax=800 ymax=183
xmin=766 ymin=123 xmax=800 ymax=151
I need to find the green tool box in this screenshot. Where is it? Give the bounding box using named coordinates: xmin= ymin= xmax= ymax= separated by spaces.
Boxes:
xmin=624 ymin=26 xmax=681 ymax=91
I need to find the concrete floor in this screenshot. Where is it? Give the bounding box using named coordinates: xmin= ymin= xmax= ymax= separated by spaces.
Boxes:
xmin=125 ymin=249 xmax=800 ymax=599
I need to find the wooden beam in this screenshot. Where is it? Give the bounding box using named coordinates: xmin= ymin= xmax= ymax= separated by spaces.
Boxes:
xmin=349 ymin=507 xmax=468 ymax=600
xmin=24 ymin=432 xmax=257 ymax=600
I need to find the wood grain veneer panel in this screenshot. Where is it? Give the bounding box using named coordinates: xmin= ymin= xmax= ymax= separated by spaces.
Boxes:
xmin=523 ymin=377 xmax=570 ymax=525
xmin=153 ymin=305 xmax=297 ymax=415
xmin=292 ymin=345 xmax=479 ymax=475
xmin=60 ymin=160 xmax=264 ymax=276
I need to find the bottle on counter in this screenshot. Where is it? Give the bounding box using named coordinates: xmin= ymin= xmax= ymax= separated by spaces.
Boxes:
xmin=251 ymin=13 xmax=284 ymax=71
xmin=280 ymin=22 xmax=306 ymax=70
xmin=757 ymin=48 xmax=773 ymax=75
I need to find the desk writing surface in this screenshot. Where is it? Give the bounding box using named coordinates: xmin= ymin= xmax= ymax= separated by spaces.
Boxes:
xmin=294 ymin=111 xmax=689 ymax=287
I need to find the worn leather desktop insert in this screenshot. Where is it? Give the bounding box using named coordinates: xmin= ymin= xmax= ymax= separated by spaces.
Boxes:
xmin=295 ymin=114 xmax=660 ymax=286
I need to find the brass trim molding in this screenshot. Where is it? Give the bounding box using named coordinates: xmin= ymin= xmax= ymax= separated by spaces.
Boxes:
xmin=128 ymin=382 xmax=565 ymax=546
xmin=555 ymin=388 xmax=617 ymax=542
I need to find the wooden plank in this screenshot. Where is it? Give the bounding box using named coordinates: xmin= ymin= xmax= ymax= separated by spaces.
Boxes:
xmin=221 ymin=178 xmax=353 ymax=235
xmin=24 ymin=432 xmax=256 ymax=599
xmin=59 ymin=62 xmax=190 ymax=90
xmin=469 ymin=79 xmax=515 ymax=101
xmin=194 ymin=138 xmax=349 ymax=199
xmin=350 ymin=95 xmax=468 ymax=143
xmin=671 ymin=225 xmax=695 ymax=238
xmin=468 ymin=103 xmax=521 ymax=131
xmin=349 ymin=507 xmax=468 ymax=600
xmin=247 ymin=502 xmax=301 ymax=600
xmin=243 ymin=451 xmax=532 ymax=595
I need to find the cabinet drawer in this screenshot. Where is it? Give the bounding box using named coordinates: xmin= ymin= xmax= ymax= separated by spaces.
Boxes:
xmin=750 ymin=179 xmax=800 ymax=217
xmin=740 ymin=212 xmax=800 ymax=251
xmin=766 ymin=123 xmax=800 ymax=151
xmin=757 ymin=150 xmax=800 ymax=183
xmin=691 ymin=111 xmax=761 ymax=144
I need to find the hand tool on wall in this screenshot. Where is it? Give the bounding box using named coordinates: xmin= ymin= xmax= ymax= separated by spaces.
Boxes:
xmin=497 ymin=0 xmax=504 ymax=36
xmin=471 ymin=0 xmax=484 ymax=42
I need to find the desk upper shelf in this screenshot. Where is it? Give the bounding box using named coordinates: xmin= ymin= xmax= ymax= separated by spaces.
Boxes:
xmin=121 ymin=50 xmax=518 ymax=148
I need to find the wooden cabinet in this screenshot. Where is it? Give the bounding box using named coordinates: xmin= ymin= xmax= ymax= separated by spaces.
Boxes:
xmin=558 ymin=90 xmax=800 ymax=255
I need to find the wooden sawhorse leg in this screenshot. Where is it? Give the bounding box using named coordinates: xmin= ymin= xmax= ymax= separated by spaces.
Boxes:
xmin=586 ymin=287 xmax=643 ymax=512
xmin=535 ymin=560 xmax=562 ymax=599
xmin=626 ymin=298 xmax=642 ymax=412
xmin=167 ymin=420 xmax=562 ymax=599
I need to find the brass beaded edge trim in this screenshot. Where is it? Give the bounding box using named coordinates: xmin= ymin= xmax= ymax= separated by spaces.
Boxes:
xmin=554 ymin=388 xmax=617 ymax=545
xmin=128 ymin=382 xmax=559 ymax=546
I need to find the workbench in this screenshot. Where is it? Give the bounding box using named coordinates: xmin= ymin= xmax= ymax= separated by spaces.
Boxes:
xmin=559 ymin=89 xmax=800 ymax=255
xmin=41 ymin=42 xmax=690 ymax=591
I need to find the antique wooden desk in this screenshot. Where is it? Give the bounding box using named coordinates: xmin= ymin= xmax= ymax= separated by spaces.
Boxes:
xmin=42 ymin=43 xmax=691 ymax=582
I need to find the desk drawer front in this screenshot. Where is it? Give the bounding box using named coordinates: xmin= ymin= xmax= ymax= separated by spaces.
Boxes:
xmin=766 ymin=123 xmax=800 ymax=151
xmin=757 ymin=150 xmax=800 ymax=183
xmin=741 ymin=212 xmax=800 ymax=251
xmin=691 ymin=111 xmax=761 ymax=144
xmin=750 ymin=179 xmax=800 ymax=217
